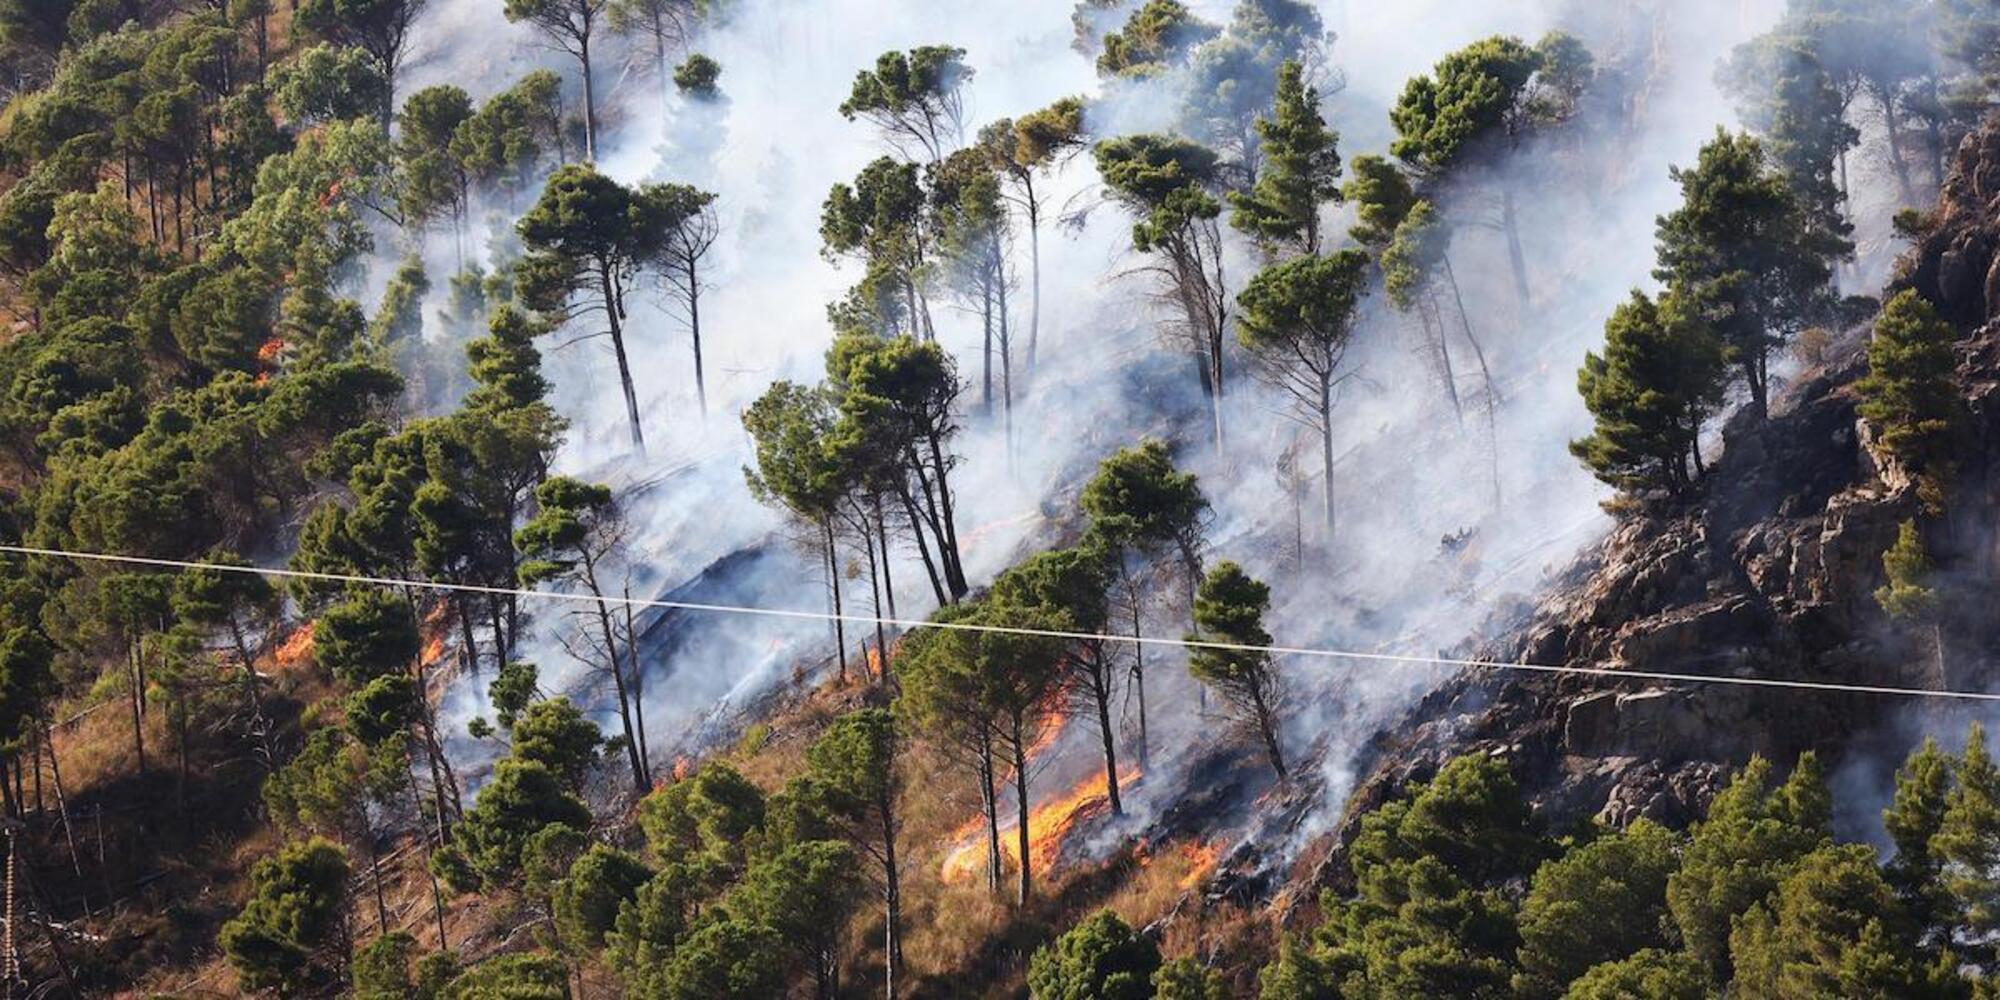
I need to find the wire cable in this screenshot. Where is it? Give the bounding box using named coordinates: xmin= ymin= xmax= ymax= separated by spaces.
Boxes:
xmin=2 ymin=542 xmax=1995 ymax=703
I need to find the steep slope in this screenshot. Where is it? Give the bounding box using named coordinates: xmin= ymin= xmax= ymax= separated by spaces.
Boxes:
xmin=1307 ymin=114 xmax=2000 ymax=887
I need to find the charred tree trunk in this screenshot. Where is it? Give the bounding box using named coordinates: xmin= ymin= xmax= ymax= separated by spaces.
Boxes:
xmin=687 ymin=264 xmax=707 ymax=419
xmin=580 ymin=34 xmax=599 ymax=161
xmin=1086 ymin=649 xmax=1123 ymax=816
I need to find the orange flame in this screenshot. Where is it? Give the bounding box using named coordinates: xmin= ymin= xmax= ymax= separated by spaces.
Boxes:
xmin=273 ymin=621 xmax=315 ymax=668
xmin=671 ymin=756 xmax=693 ymax=782
xmin=866 ymin=645 xmax=883 ymax=681
xmin=256 ymin=336 xmax=285 ymax=364
xmin=1176 ymin=839 xmax=1224 ymax=891
xmin=939 ymin=766 xmax=1141 ymax=884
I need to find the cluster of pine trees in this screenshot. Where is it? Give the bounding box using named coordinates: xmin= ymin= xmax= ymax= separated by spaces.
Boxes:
xmin=1040 ymin=729 xmax=2000 ymax=999
xmin=1570 ymin=0 xmax=2000 ymax=505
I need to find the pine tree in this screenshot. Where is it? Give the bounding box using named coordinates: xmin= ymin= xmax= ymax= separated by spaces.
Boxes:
xmin=1229 ymin=59 xmax=1341 ymax=256
xmin=1667 ymin=754 xmax=1831 ymax=980
xmin=1027 ymin=910 xmax=1160 ymax=1000
xmin=1884 ymin=736 xmax=1954 ymax=940
xmin=1652 ymin=129 xmax=1841 ymax=416
xmin=1876 ymin=519 xmax=1939 ymax=624
xmin=1570 ymin=289 xmax=1727 ymax=500
xmin=1936 ymin=723 xmax=2000 ymax=965
xmin=1187 ymin=560 xmax=1287 ymax=780
xmin=1237 ymin=248 xmax=1368 ymax=544
xmin=1858 ymin=290 xmax=1962 ymax=510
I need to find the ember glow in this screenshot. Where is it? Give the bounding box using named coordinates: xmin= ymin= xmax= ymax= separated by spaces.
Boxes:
xmin=939 ymin=766 xmax=1142 ymax=884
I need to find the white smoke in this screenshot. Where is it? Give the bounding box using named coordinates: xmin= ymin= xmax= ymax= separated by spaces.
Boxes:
xmin=395 ymin=0 xmax=1800 ymax=855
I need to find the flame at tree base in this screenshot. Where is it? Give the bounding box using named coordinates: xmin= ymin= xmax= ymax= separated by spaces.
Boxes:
xmin=940 ymin=765 xmax=1142 ymax=884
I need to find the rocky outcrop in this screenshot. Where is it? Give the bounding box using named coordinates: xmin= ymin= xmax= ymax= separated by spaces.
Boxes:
xmin=1303 ymin=117 xmax=2000 ymax=895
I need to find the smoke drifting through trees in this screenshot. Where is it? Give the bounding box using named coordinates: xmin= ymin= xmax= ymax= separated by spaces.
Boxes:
xmin=373 ymin=0 xmax=1825 ymax=906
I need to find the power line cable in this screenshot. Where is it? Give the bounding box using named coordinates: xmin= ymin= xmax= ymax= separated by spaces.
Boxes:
xmin=2 ymin=543 xmax=1995 ymax=703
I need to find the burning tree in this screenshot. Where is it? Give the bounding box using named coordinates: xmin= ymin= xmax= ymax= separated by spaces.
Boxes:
xmin=1081 ymin=439 xmax=1211 ymax=771
xmin=1095 ymin=134 xmax=1232 ymax=453
xmin=1187 ymin=561 xmax=1287 ymax=780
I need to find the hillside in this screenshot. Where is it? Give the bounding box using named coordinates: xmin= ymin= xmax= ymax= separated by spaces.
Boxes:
xmin=0 ymin=0 xmax=1990 ymax=998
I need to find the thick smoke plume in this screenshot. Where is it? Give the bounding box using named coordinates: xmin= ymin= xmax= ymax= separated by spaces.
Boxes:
xmin=392 ymin=0 xmax=1794 ymax=845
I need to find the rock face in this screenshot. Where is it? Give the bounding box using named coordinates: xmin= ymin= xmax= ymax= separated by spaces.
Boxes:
xmin=1308 ymin=116 xmax=2000 ymax=886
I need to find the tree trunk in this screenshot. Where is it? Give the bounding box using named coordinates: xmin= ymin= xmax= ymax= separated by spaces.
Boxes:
xmin=43 ymin=728 xmax=81 ymax=885
xmin=1128 ymin=576 xmax=1148 ymax=772
xmin=874 ymin=499 xmax=897 ymax=622
xmin=925 ymin=435 xmax=967 ymax=598
xmin=1250 ymin=682 xmax=1287 ymax=781
xmin=600 ymin=264 xmax=645 ymax=453
xmin=622 ymin=589 xmax=652 ymax=788
xmin=1026 ymin=191 xmax=1042 ymax=373
xmin=825 ymin=521 xmax=848 ymax=681
xmin=1880 ymin=87 xmax=1915 ymax=206
xmin=1090 ymin=653 xmax=1122 ymax=815
xmin=126 ymin=643 xmax=145 ymax=777
xmin=588 ymin=581 xmax=648 ymax=791
xmin=687 ymin=266 xmax=706 ymax=419
xmin=898 ymin=490 xmax=947 ymax=607
xmin=1318 ymin=373 xmax=1334 ymax=546
xmin=579 ymin=36 xmax=599 ymax=161
xmin=878 ymin=789 xmax=902 ymax=995
xmin=1442 ymin=254 xmax=1503 ymax=506
xmin=1500 ymin=183 xmax=1530 ymax=308
xmin=997 ymin=257 xmax=1014 ymax=465
xmin=862 ymin=523 xmax=886 ymax=682
xmin=369 ymin=833 xmax=390 ymax=934
xmin=979 ymin=732 xmax=1000 ymax=894
xmin=1010 ymin=719 xmax=1032 ymax=906
xmin=980 ymin=281 xmax=993 ymax=413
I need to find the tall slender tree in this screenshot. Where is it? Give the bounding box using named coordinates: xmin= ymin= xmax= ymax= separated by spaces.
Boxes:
xmin=979 ymin=97 xmax=1087 ymax=373
xmin=1095 ymin=134 xmax=1231 ymax=451
xmin=515 ymin=476 xmax=651 ymax=791
xmin=1229 ymin=59 xmax=1341 ymax=257
xmin=504 ymin=0 xmax=609 ymax=160
xmin=1236 ymin=248 xmax=1368 ymax=543
xmin=516 ymin=164 xmax=674 ymax=452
